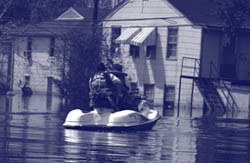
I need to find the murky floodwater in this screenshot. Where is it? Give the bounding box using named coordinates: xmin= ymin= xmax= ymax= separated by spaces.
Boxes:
xmin=0 ymin=94 xmax=250 ymax=163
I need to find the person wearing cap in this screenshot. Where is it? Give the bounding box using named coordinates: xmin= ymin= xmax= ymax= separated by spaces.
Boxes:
xmin=109 ymin=63 xmax=132 ymax=109
xmin=89 ymin=62 xmax=121 ymax=111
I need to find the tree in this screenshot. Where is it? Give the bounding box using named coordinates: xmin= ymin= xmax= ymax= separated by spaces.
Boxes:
xmin=54 ymin=27 xmax=110 ymax=110
xmin=214 ymin=0 xmax=250 ymax=32
xmin=214 ymin=0 xmax=250 ymax=46
xmin=0 ymin=0 xmax=99 ymax=94
xmin=214 ymin=0 xmax=250 ymax=78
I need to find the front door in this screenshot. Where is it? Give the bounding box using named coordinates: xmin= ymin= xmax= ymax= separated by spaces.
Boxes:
xmin=220 ymin=43 xmax=237 ymax=79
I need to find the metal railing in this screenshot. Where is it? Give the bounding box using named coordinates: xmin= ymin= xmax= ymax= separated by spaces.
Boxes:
xmin=177 ymin=57 xmax=200 ymax=117
xmin=181 ymin=57 xmax=200 ymax=78
xmin=209 ymin=61 xmax=239 ymax=111
xmin=178 ymin=57 xmax=239 ymax=117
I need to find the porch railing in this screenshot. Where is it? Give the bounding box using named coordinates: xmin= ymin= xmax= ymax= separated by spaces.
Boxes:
xmin=209 ymin=61 xmax=239 ymax=111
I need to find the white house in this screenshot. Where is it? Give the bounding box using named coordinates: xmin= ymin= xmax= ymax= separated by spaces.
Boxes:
xmin=10 ymin=6 xmax=111 ymax=95
xmin=102 ymin=0 xmax=250 ymax=116
xmin=102 ymin=0 xmax=204 ymax=115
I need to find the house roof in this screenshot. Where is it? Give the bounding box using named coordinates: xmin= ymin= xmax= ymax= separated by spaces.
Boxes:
xmin=167 ymin=0 xmax=250 ymax=27
xmin=12 ymin=20 xmax=93 ymax=36
xmin=103 ymin=0 xmax=250 ymax=28
xmin=11 ymin=6 xmax=111 ymax=36
xmin=99 ymin=0 xmax=128 ymax=21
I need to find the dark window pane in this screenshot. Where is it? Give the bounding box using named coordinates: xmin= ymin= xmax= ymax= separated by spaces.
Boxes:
xmin=146 ymin=45 xmax=156 ymax=59
xmin=130 ymin=45 xmax=140 ymax=57
xmin=144 ymin=84 xmax=154 ymax=102
xmin=167 ymin=27 xmax=178 ymax=58
xmin=50 ymin=37 xmax=55 ymax=57
xmin=111 ymin=26 xmax=121 ymax=55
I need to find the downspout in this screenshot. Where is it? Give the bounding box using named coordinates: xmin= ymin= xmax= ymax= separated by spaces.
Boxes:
xmin=199 ymin=27 xmax=204 ymax=78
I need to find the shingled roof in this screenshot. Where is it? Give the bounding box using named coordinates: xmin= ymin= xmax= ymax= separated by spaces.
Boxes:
xmin=11 ymin=6 xmax=111 ymax=36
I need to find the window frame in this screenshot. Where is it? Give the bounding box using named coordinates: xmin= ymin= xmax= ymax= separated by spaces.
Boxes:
xmin=143 ymin=84 xmax=155 ymax=103
xmin=146 ymin=45 xmax=156 ymax=59
xmin=165 ymin=85 xmax=175 ymax=103
xmin=166 ymin=27 xmax=178 ymax=59
xmin=130 ymin=82 xmax=138 ymax=90
xmin=50 ymin=37 xmax=55 ymax=57
xmin=26 ymin=37 xmax=33 ymax=66
xmin=130 ymin=45 xmax=140 ymax=58
xmin=111 ymin=26 xmax=121 ymax=56
xmin=25 ymin=75 xmax=31 ymax=86
xmin=27 ymin=37 xmax=32 ymax=59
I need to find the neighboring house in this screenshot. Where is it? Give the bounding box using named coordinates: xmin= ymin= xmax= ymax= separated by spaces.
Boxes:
xmin=102 ymin=0 xmax=250 ymax=115
xmin=10 ymin=5 xmax=112 ymax=95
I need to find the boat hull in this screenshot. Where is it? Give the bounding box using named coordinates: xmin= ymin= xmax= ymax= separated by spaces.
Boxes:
xmin=63 ymin=117 xmax=160 ymax=131
xmin=63 ymin=108 xmax=161 ymax=131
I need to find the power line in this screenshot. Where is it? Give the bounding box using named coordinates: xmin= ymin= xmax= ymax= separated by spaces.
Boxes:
xmin=1 ymin=12 xmax=248 ymax=36
xmin=0 ymin=13 xmax=221 ymax=22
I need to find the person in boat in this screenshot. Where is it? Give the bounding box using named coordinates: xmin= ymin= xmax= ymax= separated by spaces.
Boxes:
xmin=109 ymin=63 xmax=131 ymax=108
xmin=89 ymin=62 xmax=121 ymax=111
xmin=109 ymin=63 xmax=143 ymax=111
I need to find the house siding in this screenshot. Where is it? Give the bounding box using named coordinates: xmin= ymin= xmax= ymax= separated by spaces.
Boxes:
xmin=103 ymin=0 xmax=203 ymax=114
xmin=201 ymin=30 xmax=250 ymax=82
xmin=236 ymin=33 xmax=250 ymax=81
xmin=13 ymin=37 xmax=59 ymax=95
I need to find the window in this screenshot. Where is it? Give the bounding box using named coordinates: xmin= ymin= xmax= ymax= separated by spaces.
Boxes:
xmin=144 ymin=84 xmax=154 ymax=103
xmin=130 ymin=82 xmax=139 ymax=94
xmin=26 ymin=37 xmax=32 ymax=65
xmin=111 ymin=26 xmax=121 ymax=56
xmin=166 ymin=27 xmax=178 ymax=59
xmin=130 ymin=82 xmax=138 ymax=90
xmin=25 ymin=76 xmax=31 ymax=86
xmin=130 ymin=45 xmax=140 ymax=58
xmin=165 ymin=86 xmax=175 ymax=103
xmin=146 ymin=45 xmax=156 ymax=59
xmin=50 ymin=37 xmax=55 ymax=57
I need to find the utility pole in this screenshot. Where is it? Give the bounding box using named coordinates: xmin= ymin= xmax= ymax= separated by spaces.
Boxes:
xmin=93 ymin=0 xmax=99 ymax=22
xmin=92 ymin=0 xmax=99 ymax=35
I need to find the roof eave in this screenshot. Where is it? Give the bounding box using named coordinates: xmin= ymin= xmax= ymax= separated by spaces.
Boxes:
xmin=99 ymin=0 xmax=129 ymax=24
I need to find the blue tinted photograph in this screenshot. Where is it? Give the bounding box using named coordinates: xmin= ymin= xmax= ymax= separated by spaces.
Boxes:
xmin=0 ymin=0 xmax=250 ymax=162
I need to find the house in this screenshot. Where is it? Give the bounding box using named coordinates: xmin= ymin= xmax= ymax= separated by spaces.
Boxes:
xmin=9 ymin=5 xmax=113 ymax=95
xmin=102 ymin=0 xmax=250 ymax=115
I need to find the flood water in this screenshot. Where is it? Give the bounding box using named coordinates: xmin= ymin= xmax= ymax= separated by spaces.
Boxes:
xmin=0 ymin=94 xmax=250 ymax=163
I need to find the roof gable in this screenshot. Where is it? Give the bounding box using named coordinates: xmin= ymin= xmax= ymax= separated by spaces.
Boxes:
xmin=104 ymin=0 xmax=250 ymax=28
xmin=102 ymin=0 xmax=190 ymax=26
xmin=56 ymin=7 xmax=84 ymax=20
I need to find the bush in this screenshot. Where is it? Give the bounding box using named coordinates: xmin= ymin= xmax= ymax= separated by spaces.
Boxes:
xmin=54 ymin=28 xmax=110 ymax=110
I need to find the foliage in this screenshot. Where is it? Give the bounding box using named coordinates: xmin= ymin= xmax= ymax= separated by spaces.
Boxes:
xmin=0 ymin=0 xmax=114 ymax=106
xmin=54 ymin=27 xmax=110 ymax=110
xmin=214 ymin=0 xmax=250 ymax=34
xmin=213 ymin=0 xmax=250 ymax=78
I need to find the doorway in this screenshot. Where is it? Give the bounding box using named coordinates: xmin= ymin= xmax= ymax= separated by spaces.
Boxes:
xmin=163 ymin=85 xmax=175 ymax=116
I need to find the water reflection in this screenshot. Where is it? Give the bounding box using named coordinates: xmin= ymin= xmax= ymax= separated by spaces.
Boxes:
xmin=195 ymin=118 xmax=250 ymax=163
xmin=0 ymin=95 xmax=250 ymax=162
xmin=62 ymin=117 xmax=198 ymax=163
